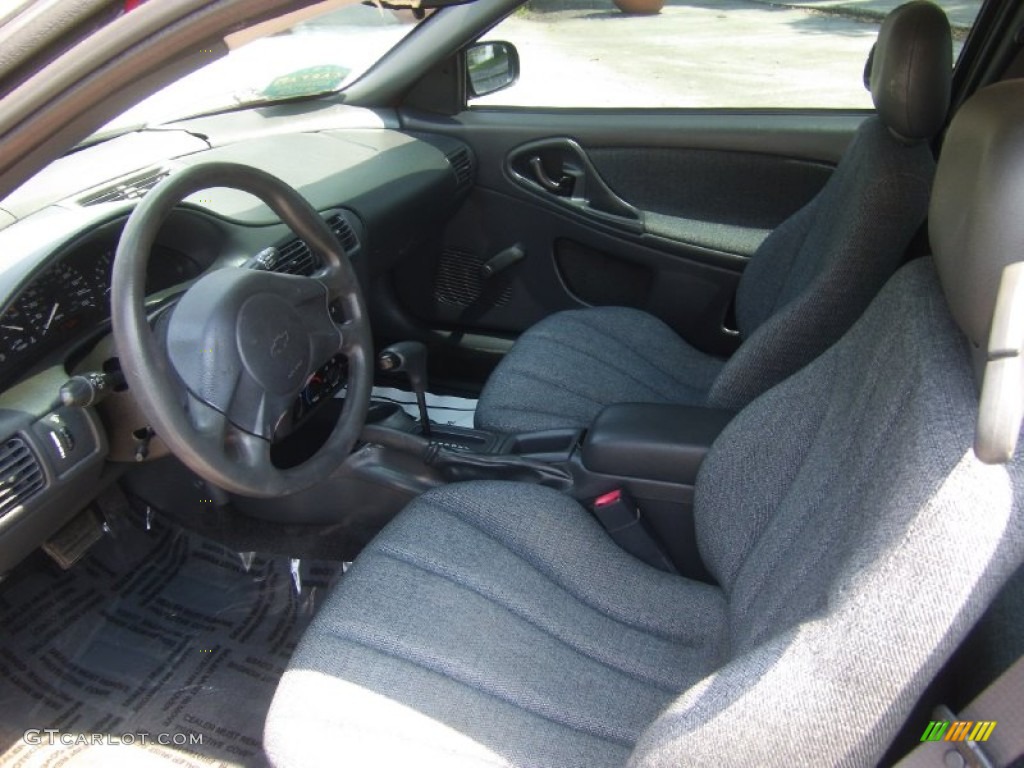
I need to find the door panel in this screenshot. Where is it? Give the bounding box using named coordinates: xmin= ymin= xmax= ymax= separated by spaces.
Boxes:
xmin=391 ymin=108 xmax=866 ymax=360
xmin=392 ymin=187 xmax=744 ymax=356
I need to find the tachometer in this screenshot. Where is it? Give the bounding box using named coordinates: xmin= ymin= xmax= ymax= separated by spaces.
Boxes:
xmin=0 ymin=261 xmax=106 ymax=370
xmin=0 ymin=302 xmax=40 ymax=365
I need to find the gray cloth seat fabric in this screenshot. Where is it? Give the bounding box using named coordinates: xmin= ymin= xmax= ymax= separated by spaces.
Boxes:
xmin=266 ymin=256 xmax=1024 ymax=767
xmin=476 ymin=2 xmax=951 ymax=435
xmin=472 ymin=306 xmax=724 ymax=431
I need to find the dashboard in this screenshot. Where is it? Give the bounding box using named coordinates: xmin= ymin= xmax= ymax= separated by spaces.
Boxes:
xmin=0 ymin=117 xmax=474 ymax=575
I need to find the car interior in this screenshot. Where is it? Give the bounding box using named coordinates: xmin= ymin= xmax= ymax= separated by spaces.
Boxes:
xmin=0 ymin=0 xmax=1022 ymax=766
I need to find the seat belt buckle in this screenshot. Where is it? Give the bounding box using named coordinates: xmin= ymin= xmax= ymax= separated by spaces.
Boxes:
xmin=590 ymin=488 xmax=676 ymax=574
xmin=591 ymin=488 xmax=638 ymax=532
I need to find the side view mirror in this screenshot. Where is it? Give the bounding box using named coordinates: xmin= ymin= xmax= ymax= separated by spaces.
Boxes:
xmin=466 ymin=41 xmax=520 ymax=99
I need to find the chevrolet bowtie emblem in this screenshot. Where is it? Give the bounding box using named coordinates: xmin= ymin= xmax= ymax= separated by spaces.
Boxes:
xmin=271 ymin=331 xmax=290 ymax=358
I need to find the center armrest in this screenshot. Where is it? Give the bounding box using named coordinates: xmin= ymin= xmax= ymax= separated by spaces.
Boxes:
xmin=581 ymin=403 xmax=735 ymax=485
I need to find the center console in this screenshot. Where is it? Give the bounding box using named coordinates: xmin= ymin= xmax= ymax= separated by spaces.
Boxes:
xmin=580 ymin=403 xmax=735 ymax=486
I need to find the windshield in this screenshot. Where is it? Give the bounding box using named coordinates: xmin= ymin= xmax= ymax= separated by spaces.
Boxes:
xmin=90 ymin=3 xmax=426 ymax=141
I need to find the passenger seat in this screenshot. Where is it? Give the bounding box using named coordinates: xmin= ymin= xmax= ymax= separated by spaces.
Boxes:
xmin=475 ymin=0 xmax=953 ymax=434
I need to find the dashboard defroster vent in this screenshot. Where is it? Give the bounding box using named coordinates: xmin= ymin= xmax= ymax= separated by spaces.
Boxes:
xmin=79 ymin=168 xmax=170 ymax=206
xmin=446 ymin=147 xmax=474 ymax=190
xmin=0 ymin=437 xmax=45 ymax=519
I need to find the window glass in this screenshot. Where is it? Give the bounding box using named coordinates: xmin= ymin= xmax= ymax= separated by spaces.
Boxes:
xmin=471 ymin=0 xmax=978 ymax=109
xmin=92 ymin=3 xmax=427 ymax=141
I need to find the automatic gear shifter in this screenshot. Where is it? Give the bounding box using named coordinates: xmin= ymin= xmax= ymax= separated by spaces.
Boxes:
xmin=377 ymin=341 xmax=431 ymax=437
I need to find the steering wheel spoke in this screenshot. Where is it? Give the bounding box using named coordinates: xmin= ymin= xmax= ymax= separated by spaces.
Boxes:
xmin=227 ymin=421 xmax=272 ymax=469
xmin=293 ymin=278 xmax=345 ymax=369
xmin=337 ymin=317 xmax=369 ymax=357
xmin=314 ymin=263 xmax=346 ymax=302
xmin=185 ymin=394 xmax=273 ymax=469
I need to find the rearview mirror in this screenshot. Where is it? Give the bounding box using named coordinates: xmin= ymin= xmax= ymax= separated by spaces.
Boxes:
xmin=466 ymin=41 xmax=520 ymax=98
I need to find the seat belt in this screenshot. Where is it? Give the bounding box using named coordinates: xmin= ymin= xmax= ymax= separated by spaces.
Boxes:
xmin=447 ymin=244 xmax=525 ymax=346
xmin=896 ymin=654 xmax=1024 ymax=767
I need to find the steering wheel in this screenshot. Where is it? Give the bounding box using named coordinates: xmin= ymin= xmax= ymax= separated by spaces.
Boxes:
xmin=111 ymin=162 xmax=373 ymax=497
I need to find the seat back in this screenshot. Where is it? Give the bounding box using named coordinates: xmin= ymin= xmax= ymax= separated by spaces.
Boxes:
xmin=707 ymin=1 xmax=952 ymax=410
xmin=628 ymin=80 xmax=1024 ymax=768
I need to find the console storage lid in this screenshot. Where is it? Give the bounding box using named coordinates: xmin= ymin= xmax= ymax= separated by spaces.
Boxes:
xmin=581 ymin=403 xmax=735 ymax=485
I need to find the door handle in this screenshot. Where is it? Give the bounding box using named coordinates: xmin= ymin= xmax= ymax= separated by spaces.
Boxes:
xmin=528 ymin=156 xmax=570 ymax=194
xmin=508 ymin=138 xmax=642 ymax=233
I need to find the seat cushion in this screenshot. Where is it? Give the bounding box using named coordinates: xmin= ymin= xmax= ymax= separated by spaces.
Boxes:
xmin=475 ymin=307 xmax=724 ymax=434
xmin=265 ymin=481 xmax=727 ymax=768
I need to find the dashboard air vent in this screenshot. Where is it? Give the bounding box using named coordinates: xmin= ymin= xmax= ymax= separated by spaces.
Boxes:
xmin=0 ymin=437 xmax=44 ymax=519
xmin=446 ymin=147 xmax=473 ymax=190
xmin=326 ymin=213 xmax=359 ymax=253
xmin=79 ymin=168 xmax=170 ymax=206
xmin=272 ymin=237 xmax=320 ymax=276
xmin=252 ymin=213 xmax=360 ymax=276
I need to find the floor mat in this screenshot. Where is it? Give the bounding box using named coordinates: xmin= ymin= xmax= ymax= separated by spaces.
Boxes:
xmin=0 ymin=505 xmax=341 ymax=767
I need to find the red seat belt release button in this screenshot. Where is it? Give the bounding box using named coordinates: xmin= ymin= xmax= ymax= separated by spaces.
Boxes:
xmin=591 ymin=488 xmax=639 ymax=532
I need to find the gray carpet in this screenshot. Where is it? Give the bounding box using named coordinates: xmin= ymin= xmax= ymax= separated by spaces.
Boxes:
xmin=0 ymin=504 xmax=341 ymax=767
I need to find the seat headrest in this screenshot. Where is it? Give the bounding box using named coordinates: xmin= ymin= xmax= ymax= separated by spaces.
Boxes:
xmin=931 ymin=80 xmax=1024 ymax=463
xmin=932 ymin=80 xmax=1024 ymax=352
xmin=866 ymin=1 xmax=952 ymax=142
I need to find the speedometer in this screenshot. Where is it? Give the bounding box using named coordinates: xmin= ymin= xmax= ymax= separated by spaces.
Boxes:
xmin=41 ymin=262 xmax=102 ymax=336
xmin=90 ymin=251 xmax=113 ymax=314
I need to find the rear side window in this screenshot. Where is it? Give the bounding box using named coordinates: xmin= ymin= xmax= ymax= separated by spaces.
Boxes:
xmin=471 ymin=0 xmax=978 ymax=109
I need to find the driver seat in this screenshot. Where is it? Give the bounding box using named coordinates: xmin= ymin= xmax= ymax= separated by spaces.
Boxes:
xmin=264 ymin=82 xmax=1024 ymax=767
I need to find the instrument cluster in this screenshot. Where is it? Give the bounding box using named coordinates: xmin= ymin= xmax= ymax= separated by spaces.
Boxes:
xmin=0 ymin=239 xmax=202 ymax=387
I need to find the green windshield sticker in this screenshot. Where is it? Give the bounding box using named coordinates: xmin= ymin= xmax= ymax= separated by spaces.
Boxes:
xmin=261 ymin=65 xmax=349 ymax=100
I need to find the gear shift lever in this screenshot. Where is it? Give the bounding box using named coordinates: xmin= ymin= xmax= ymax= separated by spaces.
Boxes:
xmin=377 ymin=341 xmax=431 ymax=437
